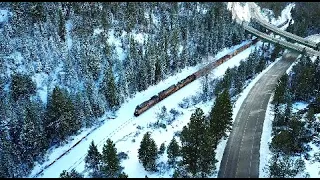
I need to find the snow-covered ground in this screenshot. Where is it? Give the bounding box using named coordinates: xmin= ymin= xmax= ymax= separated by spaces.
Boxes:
xmin=107 ymin=29 xmax=127 ymax=61
xmin=30 ymin=39 xmax=265 ymax=178
xmin=227 ymin=2 xmax=294 ymax=26
xmin=30 ymin=3 xmax=303 ymax=177
xmin=305 ymin=34 xmax=320 ymax=43
xmin=259 ymin=93 xmax=275 ymax=178
xmin=66 ymin=20 xmax=73 ymax=50
xmin=257 ymin=3 xmax=295 ymax=26
xmin=227 ymin=2 xmax=251 ymax=23
xmin=260 ymin=96 xmax=320 ymax=177
xmin=0 ymin=9 xmax=11 ymax=24
xmin=30 ymin=2 xmax=296 ymax=177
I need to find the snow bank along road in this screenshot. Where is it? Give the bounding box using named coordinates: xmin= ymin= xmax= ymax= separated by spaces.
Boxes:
xmin=218 ymin=51 xmax=300 ymax=178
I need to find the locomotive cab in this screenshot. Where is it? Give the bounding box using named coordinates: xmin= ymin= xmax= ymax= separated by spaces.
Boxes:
xmin=134 ymin=106 xmax=140 ymax=116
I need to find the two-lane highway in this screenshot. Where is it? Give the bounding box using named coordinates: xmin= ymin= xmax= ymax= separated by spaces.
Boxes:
xmin=218 ymin=51 xmax=299 ymax=178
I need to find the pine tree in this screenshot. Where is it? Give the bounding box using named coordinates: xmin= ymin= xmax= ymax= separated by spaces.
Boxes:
xmin=172 ymin=169 xmax=180 ymax=178
xmin=180 ymin=108 xmax=216 ymax=177
xmin=209 ymin=89 xmax=233 ymax=146
xmin=158 ymin=143 xmax=166 ymax=155
xmin=58 ymin=9 xmax=66 ymax=42
xmin=103 ymin=66 xmax=119 ymax=109
xmin=85 ymin=141 xmax=102 ymax=177
xmin=154 ymin=58 xmax=162 ymax=84
xmin=46 ymin=86 xmax=80 ymax=143
xmin=272 ymin=74 xmax=289 ymax=105
xmin=0 ymin=130 xmax=16 ymax=178
xmin=20 ymin=102 xmax=44 ymax=168
xmin=118 ymin=172 xmax=128 ymax=178
xmin=60 ymin=169 xmax=83 ymax=178
xmin=11 ymin=74 xmax=36 ymax=101
xmin=101 ymin=138 xmax=121 ymax=178
xmin=167 ymin=137 xmax=180 ymax=167
xmin=266 ymin=154 xmax=307 ymax=178
xmin=198 ymin=126 xmax=218 ymax=178
xmin=138 ymin=132 xmax=158 ymax=171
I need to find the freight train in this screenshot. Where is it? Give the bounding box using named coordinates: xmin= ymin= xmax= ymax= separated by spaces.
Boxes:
xmin=133 ymin=20 xmax=289 ymax=117
xmin=133 ymin=40 xmax=255 ymax=116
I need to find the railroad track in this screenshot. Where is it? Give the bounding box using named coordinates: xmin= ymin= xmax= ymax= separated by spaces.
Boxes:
xmin=31 ymin=117 xmax=116 ymax=178
xmin=65 ymin=117 xmax=136 ymax=172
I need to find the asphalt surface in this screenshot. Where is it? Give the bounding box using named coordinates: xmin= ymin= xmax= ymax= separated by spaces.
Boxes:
xmin=218 ymin=51 xmax=299 ymax=178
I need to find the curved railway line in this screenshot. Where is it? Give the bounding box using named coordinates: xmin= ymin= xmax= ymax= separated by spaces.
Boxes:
xmin=30 ymin=20 xmax=289 ymax=178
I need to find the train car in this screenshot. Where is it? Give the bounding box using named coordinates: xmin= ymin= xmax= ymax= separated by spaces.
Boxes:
xmin=252 ymin=37 xmax=259 ymax=44
xmin=134 ymin=95 xmax=160 ymax=116
xmin=158 ymin=85 xmax=176 ymax=100
xmin=194 ymin=68 xmax=206 ymax=78
xmin=176 ymin=74 xmax=196 ymax=89
xmin=221 ymin=54 xmax=231 ymax=63
xmin=134 ymin=101 xmax=149 ymax=116
xmin=176 ymin=78 xmax=188 ymax=90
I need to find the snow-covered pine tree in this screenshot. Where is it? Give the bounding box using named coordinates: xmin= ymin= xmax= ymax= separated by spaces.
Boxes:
xmin=60 ymin=169 xmax=83 ymax=178
xmin=118 ymin=172 xmax=128 ymax=178
xmin=103 ymin=66 xmax=119 ymax=109
xmin=138 ymin=132 xmax=158 ymax=171
xmin=85 ymin=141 xmax=102 ymax=178
xmin=167 ymin=137 xmax=180 ymax=168
xmin=180 ymin=108 xmax=215 ymax=177
xmin=101 ymin=138 xmax=121 ymax=178
xmin=209 ymin=89 xmax=233 ymax=146
xmin=158 ymin=142 xmax=166 ymax=155
xmin=58 ymin=9 xmax=66 ymax=42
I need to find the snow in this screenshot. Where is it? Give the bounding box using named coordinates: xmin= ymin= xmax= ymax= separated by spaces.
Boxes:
xmin=133 ymin=33 xmax=146 ymax=44
xmin=285 ymin=54 xmax=301 ymax=74
xmin=66 ymin=20 xmax=73 ymax=50
xmin=227 ymin=2 xmax=251 ymax=23
xmin=5 ymin=51 xmax=27 ymax=74
xmin=93 ymin=28 xmax=104 ymax=36
xmin=304 ymin=143 xmax=320 ymax=177
xmin=31 ymin=62 xmax=64 ymax=104
xmin=292 ymin=101 xmax=308 ymax=113
xmin=31 ymin=39 xmax=263 ymax=178
xmin=151 ymin=13 xmax=160 ymax=26
xmin=270 ymin=3 xmax=295 ymax=26
xmin=259 ymin=93 xmax=275 ymax=177
xmin=107 ymin=29 xmax=126 ymax=61
xmin=305 ymin=34 xmax=320 ymax=43
xmin=260 ymin=98 xmax=320 ymax=177
xmin=178 ymin=45 xmax=183 ymax=56
xmin=31 ymin=72 xmax=49 ymax=104
xmin=0 ymin=9 xmax=11 ymax=23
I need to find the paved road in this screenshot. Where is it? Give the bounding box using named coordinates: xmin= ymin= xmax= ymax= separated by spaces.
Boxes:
xmin=218 ymin=51 xmax=299 ymax=178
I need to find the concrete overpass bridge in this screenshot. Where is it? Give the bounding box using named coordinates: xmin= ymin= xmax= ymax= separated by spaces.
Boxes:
xmin=248 ymin=2 xmax=320 ymax=50
xmin=243 ymin=22 xmax=320 ymax=57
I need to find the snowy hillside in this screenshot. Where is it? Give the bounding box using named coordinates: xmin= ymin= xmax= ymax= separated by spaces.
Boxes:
xmin=0 ymin=2 xmax=248 ymax=178
xmin=227 ymin=2 xmax=251 ymax=23
xmin=227 ymin=2 xmax=294 ymax=28
xmin=30 ymin=39 xmax=258 ymax=178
